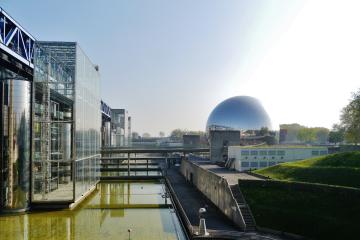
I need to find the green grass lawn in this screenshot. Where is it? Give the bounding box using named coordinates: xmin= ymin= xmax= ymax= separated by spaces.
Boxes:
xmin=255 ymin=151 xmax=360 ymax=188
xmin=239 ymin=181 xmax=360 ymax=240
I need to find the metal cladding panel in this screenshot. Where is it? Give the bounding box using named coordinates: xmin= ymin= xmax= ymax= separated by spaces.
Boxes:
xmin=0 ymin=78 xmax=31 ymax=212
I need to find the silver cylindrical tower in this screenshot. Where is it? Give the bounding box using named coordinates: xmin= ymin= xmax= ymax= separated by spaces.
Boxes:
xmin=0 ymin=79 xmax=31 ymax=212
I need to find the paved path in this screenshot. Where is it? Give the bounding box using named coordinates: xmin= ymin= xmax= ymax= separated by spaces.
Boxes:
xmin=166 ymin=166 xmax=290 ymax=240
xmin=166 ymin=167 xmax=241 ymax=233
xmin=196 ymin=161 xmax=264 ymax=185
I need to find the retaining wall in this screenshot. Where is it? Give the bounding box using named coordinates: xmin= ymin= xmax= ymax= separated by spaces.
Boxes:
xmin=180 ymin=159 xmax=246 ymax=230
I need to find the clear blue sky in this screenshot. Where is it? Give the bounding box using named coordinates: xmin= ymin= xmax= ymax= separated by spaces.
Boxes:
xmin=3 ymin=0 xmax=360 ymax=136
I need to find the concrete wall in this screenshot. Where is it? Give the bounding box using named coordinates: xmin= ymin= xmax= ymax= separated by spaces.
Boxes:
xmin=209 ymin=130 xmax=240 ymax=163
xmin=180 ymin=159 xmax=246 ymax=230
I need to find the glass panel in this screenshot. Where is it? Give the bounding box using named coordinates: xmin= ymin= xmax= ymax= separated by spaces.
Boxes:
xmin=32 ymin=43 xmax=74 ymax=202
xmin=73 ymin=44 xmax=101 ymax=201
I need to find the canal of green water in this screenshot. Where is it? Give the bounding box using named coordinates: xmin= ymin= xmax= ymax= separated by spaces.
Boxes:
xmin=0 ymin=181 xmax=187 ymax=240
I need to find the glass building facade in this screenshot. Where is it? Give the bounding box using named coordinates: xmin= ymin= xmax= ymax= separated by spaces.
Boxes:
xmin=32 ymin=44 xmax=75 ymax=202
xmin=0 ymin=8 xmax=101 ymax=212
xmin=35 ymin=42 xmax=101 ymax=203
xmin=73 ymin=44 xmax=101 ymax=200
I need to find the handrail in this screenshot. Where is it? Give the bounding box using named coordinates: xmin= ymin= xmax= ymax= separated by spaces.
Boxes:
xmin=165 ymin=178 xmax=193 ymax=238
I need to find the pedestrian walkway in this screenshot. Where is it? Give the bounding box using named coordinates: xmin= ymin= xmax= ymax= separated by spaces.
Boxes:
xmin=166 ymin=167 xmax=241 ymax=234
xmin=166 ymin=166 xmax=289 ymax=240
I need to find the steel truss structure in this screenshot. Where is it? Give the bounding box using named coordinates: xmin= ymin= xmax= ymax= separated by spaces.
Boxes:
xmin=0 ymin=7 xmax=35 ymax=67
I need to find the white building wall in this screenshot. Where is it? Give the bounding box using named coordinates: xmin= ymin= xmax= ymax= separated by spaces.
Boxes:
xmin=228 ymin=146 xmax=328 ymax=171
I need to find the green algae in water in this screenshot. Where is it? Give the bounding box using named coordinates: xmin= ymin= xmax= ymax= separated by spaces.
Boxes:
xmin=0 ymin=181 xmax=186 ymax=240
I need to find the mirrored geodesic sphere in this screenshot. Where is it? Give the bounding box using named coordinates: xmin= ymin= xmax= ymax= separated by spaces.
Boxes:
xmin=206 ymin=96 xmax=272 ymax=132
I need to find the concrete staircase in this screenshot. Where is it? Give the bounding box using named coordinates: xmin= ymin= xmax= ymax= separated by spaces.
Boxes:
xmin=230 ymin=184 xmax=257 ymax=232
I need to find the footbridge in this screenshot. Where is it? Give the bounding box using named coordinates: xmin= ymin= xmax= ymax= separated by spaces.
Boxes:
xmin=100 ymin=147 xmax=209 ymax=180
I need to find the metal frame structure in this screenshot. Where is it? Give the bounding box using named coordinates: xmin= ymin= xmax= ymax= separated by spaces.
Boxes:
xmin=0 ymin=7 xmax=35 ymax=67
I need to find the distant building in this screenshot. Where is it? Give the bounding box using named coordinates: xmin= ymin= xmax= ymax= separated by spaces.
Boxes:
xmin=183 ymin=134 xmax=200 ymax=147
xmin=101 ymin=100 xmax=112 ymax=147
xmin=227 ymin=146 xmax=328 ymax=171
xmin=279 ymin=129 xmax=287 ymax=144
xmin=111 ymin=109 xmax=131 ymax=146
xmin=209 ymin=130 xmax=241 ymax=163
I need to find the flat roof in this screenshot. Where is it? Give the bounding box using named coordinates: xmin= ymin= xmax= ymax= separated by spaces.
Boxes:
xmin=229 ymin=145 xmax=328 ymax=149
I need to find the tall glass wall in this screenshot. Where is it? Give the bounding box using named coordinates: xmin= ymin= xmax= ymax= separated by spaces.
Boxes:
xmin=74 ymin=45 xmax=101 ymax=200
xmin=33 ymin=42 xmax=101 ymax=203
xmin=32 ymin=44 xmax=75 ymax=202
xmin=0 ymin=67 xmax=31 ymax=212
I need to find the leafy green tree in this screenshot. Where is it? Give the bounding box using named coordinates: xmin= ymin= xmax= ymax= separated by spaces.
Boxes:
xmin=170 ymin=129 xmax=186 ymax=140
xmin=340 ymin=90 xmax=360 ymax=144
xmin=259 ymin=127 xmax=269 ymax=136
xmin=297 ymin=128 xmax=317 ymax=143
xmin=328 ymin=126 xmax=345 ymax=144
xmin=280 ymin=123 xmax=304 ymax=142
xmin=314 ymin=127 xmax=330 ymax=144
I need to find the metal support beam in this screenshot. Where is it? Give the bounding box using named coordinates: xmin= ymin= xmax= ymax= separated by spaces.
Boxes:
xmin=127 ymin=153 xmax=130 ymax=176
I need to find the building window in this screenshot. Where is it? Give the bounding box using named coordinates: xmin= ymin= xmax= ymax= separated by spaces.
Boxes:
xmin=259 ymin=150 xmax=267 ymax=156
xmin=312 ymin=150 xmax=319 ymax=156
xmin=320 ymin=150 xmax=327 ymax=155
xmin=259 ymin=162 xmax=267 ymax=167
xmin=241 ymin=150 xmax=249 ymax=156
xmin=268 ymin=150 xmax=276 ymax=156
xmin=241 ymin=162 xmax=250 ymax=167
xmin=250 ymin=150 xmax=258 ymax=156
xmin=269 ymin=162 xmax=276 ymax=166
xmin=250 ymin=162 xmax=259 ymax=168
xmin=277 ymin=150 xmax=285 ymax=156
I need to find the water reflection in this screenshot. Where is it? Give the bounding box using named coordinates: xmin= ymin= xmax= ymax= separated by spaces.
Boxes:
xmin=0 ymin=182 xmax=185 ymax=240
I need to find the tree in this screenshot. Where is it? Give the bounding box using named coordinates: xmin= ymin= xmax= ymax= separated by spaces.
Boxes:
xmin=328 ymin=124 xmax=345 ymax=144
xmin=259 ymin=127 xmax=269 ymax=136
xmin=314 ymin=127 xmax=330 ymax=144
xmin=340 ymin=89 xmax=360 ymax=144
xmin=170 ymin=129 xmax=189 ymax=140
xmin=297 ymin=128 xmax=317 ymax=143
xmin=159 ymin=131 xmax=165 ymax=137
xmin=280 ymin=123 xmax=304 ymax=142
xmin=142 ymin=132 xmax=151 ymax=138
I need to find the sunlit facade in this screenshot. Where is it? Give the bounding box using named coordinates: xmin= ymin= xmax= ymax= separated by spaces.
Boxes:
xmin=0 ymin=8 xmax=102 ymax=212
xmin=0 ymin=7 xmax=34 ymax=212
xmin=227 ymin=146 xmax=328 ymax=171
xmin=34 ymin=42 xmax=101 ymax=203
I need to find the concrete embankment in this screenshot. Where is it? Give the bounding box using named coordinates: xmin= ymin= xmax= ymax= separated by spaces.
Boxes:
xmin=179 ymin=159 xmax=246 ymax=230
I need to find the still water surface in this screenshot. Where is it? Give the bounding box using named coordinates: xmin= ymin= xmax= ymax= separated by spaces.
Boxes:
xmin=0 ymin=181 xmax=186 ymax=240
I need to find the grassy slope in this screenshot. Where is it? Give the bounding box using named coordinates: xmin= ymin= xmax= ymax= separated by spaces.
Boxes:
xmin=240 ymin=182 xmax=360 ymax=240
xmin=255 ymin=151 xmax=360 ymax=188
